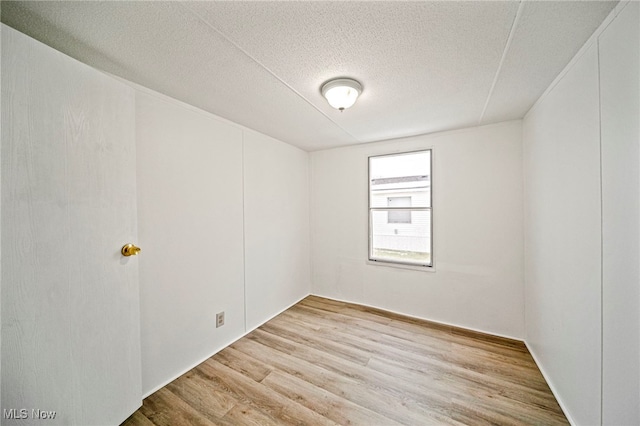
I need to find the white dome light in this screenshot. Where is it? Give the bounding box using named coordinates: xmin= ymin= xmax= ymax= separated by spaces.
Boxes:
xmin=321 ymin=78 xmax=363 ymax=111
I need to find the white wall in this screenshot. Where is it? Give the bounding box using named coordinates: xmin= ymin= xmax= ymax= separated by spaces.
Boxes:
xmin=523 ymin=2 xmax=639 ymax=424
xmin=310 ymin=120 xmax=524 ymax=339
xmin=523 ymin=42 xmax=602 ymax=425
xmin=136 ymin=90 xmax=310 ymax=396
xmin=243 ymin=131 xmax=311 ymax=331
xmin=136 ymin=91 xmax=246 ymax=395
xmin=599 ymin=3 xmax=639 ymax=424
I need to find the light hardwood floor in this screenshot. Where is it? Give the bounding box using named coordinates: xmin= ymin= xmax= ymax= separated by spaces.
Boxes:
xmin=122 ymin=296 xmax=568 ymax=425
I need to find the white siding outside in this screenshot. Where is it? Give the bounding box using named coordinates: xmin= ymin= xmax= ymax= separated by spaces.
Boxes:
xmin=371 ymin=189 xmax=431 ymax=252
xmin=370 ymin=181 xmax=431 ymax=254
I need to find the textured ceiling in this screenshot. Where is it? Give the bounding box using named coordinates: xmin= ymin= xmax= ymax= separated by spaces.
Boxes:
xmin=1 ymin=1 xmax=617 ymax=151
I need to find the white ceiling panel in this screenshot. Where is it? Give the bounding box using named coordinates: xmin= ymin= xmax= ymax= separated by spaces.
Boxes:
xmin=1 ymin=1 xmax=618 ymax=151
xmin=481 ymin=0 xmax=616 ymax=124
xmin=187 ymin=1 xmax=520 ymax=142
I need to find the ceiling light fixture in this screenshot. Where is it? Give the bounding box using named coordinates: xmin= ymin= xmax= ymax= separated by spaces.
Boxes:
xmin=321 ymin=78 xmax=362 ymax=111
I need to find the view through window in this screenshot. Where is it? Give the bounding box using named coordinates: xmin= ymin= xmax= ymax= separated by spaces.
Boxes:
xmin=369 ymin=150 xmax=432 ymax=267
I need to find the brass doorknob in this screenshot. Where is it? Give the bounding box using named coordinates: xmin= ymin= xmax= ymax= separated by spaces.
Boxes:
xmin=121 ymin=243 xmax=141 ymax=257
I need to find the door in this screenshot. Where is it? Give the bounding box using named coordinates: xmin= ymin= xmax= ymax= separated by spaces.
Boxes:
xmin=1 ymin=25 xmax=141 ymax=425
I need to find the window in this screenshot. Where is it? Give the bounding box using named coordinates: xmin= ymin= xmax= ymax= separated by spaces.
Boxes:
xmin=369 ymin=150 xmax=432 ymax=267
xmin=387 ymin=197 xmax=412 ymax=223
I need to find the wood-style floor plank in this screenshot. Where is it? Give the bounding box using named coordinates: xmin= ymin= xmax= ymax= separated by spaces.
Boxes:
xmin=232 ymin=336 xmax=452 ymax=425
xmin=243 ymin=328 xmax=461 ymax=423
xmin=121 ymin=411 xmax=156 ymax=426
xmin=122 ymin=296 xmax=568 ymax=425
xmin=164 ymin=369 xmax=237 ymax=420
xmin=138 ymin=388 xmax=216 ymax=426
xmin=197 ymin=359 xmax=336 ymax=426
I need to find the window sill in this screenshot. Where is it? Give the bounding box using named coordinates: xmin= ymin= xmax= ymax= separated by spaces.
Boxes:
xmin=366 ymin=259 xmax=436 ymax=272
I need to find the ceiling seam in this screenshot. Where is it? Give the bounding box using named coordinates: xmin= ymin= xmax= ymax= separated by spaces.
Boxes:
xmin=177 ymin=1 xmax=362 ymax=145
xmin=478 ymin=0 xmax=526 ymax=124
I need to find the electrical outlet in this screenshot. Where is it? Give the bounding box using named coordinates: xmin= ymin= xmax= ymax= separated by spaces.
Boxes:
xmin=216 ymin=312 xmax=225 ymax=328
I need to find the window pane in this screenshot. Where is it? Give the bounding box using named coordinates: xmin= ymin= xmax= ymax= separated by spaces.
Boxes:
xmin=388 ymin=209 xmax=411 ymax=223
xmin=387 ymin=197 xmax=411 ymax=223
xmin=370 ymin=209 xmax=431 ymax=266
xmin=369 ymin=151 xmax=431 ymax=208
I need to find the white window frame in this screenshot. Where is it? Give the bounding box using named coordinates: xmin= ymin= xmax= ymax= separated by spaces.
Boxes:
xmin=368 ymin=149 xmax=433 ymax=269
